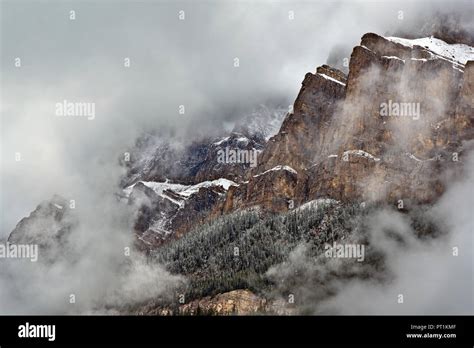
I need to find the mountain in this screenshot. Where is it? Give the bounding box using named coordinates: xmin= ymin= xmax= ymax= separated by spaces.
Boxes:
xmin=227 ymin=33 xmax=473 ymax=214
xmin=116 ymin=105 xmax=287 ymax=248
xmin=8 ymin=105 xmax=287 ymax=251
xmin=125 ymin=178 xmax=237 ymax=247
xmin=7 ymin=32 xmax=473 ymax=314
xmin=7 ymin=195 xmax=78 ymax=262
xmin=121 ymin=105 xmax=287 ymax=187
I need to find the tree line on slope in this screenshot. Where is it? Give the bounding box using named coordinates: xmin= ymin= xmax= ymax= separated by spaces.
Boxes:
xmin=152 ymin=201 xmax=369 ymax=301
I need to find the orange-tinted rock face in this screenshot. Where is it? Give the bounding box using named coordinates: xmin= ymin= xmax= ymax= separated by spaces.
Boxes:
xmin=232 ymin=33 xmax=473 ymax=210
xmin=136 ymin=289 xmax=272 ymax=316
xmin=177 ymin=289 xmax=267 ymax=315
xmin=254 ymin=68 xmax=346 ymax=175
xmin=224 ymin=165 xmax=298 ymax=213
xmin=455 ymin=61 xmax=474 ymax=139
xmin=135 ymin=289 xmax=295 ymax=315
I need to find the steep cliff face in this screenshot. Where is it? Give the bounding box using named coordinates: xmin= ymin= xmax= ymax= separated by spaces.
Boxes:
xmin=455 ymin=60 xmax=474 ymax=139
xmin=223 ymin=165 xmax=298 ymax=213
xmin=304 ymin=34 xmax=472 ymax=205
xmin=253 ymin=65 xmax=347 ymax=174
xmin=219 ymin=65 xmax=346 ymax=214
xmin=227 ymin=33 xmax=473 ymax=213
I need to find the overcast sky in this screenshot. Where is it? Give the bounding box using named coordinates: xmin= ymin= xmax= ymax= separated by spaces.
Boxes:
xmin=0 ymin=0 xmax=473 ymax=315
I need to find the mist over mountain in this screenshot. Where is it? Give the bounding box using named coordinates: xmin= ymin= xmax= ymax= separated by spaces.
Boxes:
xmin=1 ymin=0 xmax=473 ymax=315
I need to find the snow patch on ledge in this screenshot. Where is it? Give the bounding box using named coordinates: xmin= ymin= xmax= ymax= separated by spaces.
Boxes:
xmin=343 ymin=150 xmax=381 ymax=162
xmin=382 ymin=55 xmax=406 ymax=63
xmin=254 ymin=165 xmax=298 ymax=177
xmin=405 ymin=152 xmax=438 ymax=162
xmin=317 ymin=73 xmax=346 ymax=86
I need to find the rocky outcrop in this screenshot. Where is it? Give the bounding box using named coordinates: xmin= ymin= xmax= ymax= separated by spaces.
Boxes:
xmin=128 ymin=179 xmax=237 ymax=248
xmin=174 ymin=289 xmax=266 ymax=316
xmin=135 ymin=289 xmax=295 ymax=315
xmin=224 ymin=165 xmax=298 ymax=213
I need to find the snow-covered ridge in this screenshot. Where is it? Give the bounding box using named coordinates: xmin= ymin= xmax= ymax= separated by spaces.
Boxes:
xmin=212 ymin=134 xmax=255 ymax=148
xmin=317 ymin=73 xmax=346 ymax=86
xmin=343 ymin=150 xmax=381 ymax=162
xmin=254 ymin=165 xmax=298 ymax=177
xmin=213 ymin=133 xmax=251 ymax=146
xmin=124 ymin=178 xmax=238 ymax=203
xmin=123 ymin=180 xmax=187 ymax=198
xmin=178 ymin=178 xmax=238 ymax=197
xmin=385 ymin=36 xmax=474 ymax=65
